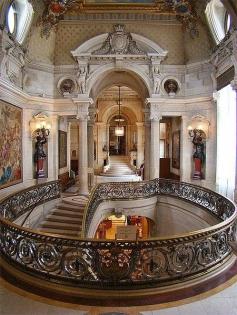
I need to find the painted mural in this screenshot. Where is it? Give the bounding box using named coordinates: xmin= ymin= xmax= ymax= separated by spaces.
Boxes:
xmin=0 ymin=102 xmax=22 ymax=189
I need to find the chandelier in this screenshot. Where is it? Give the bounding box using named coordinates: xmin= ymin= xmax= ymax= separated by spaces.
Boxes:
xmin=115 ymin=86 xmax=124 ymax=137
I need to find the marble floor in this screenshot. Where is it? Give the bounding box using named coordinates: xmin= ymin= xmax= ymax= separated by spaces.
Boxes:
xmin=1 ymin=276 xmax=237 ymax=315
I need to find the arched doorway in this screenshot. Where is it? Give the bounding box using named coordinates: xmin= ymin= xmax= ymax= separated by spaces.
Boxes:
xmin=94 ymin=84 xmax=144 ymax=174
xmin=109 ymin=114 xmax=127 ymax=155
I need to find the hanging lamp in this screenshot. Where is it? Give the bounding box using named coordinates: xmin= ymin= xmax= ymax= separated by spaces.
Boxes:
xmin=115 ymin=86 xmax=124 ymax=137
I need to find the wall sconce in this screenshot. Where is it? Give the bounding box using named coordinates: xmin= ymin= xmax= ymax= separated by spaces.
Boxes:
xmin=30 ymin=113 xmax=51 ymax=179
xmin=187 ymin=115 xmax=210 ymax=138
xmin=30 ymin=112 xmax=51 ymax=136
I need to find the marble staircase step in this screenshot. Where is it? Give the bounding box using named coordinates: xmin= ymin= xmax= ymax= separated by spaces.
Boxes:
xmin=45 ymin=214 xmax=83 ymax=224
xmin=50 ymin=209 xmax=84 ymax=218
xmin=36 ymin=196 xmax=87 ymax=237
xmin=56 ymin=203 xmax=84 ymax=211
xmin=40 ymin=221 xmax=81 ymax=230
xmin=38 ymin=227 xmax=80 ymax=237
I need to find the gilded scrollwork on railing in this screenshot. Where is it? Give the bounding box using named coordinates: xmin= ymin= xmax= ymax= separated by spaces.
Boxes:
xmin=0 ymin=181 xmax=60 ymax=221
xmin=0 ymin=179 xmax=236 ymax=289
xmin=0 ymin=218 xmax=236 ymax=288
xmin=83 ymin=179 xmax=236 ymax=234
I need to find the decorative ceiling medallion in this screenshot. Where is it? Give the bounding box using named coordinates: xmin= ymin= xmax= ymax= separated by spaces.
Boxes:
xmin=39 ymin=0 xmax=198 ymax=38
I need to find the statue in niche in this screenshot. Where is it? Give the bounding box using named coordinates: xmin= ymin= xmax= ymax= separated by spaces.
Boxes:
xmin=77 ymin=66 xmax=87 ymax=94
xmin=34 ymin=129 xmax=48 ymax=178
xmin=189 ymin=129 xmax=206 ymax=180
xmin=152 ymin=65 xmax=161 ymax=94
xmin=153 ymin=76 xmax=161 ymax=94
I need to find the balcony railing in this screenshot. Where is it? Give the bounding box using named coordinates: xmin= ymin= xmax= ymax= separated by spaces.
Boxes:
xmin=0 ymin=179 xmax=236 ymax=290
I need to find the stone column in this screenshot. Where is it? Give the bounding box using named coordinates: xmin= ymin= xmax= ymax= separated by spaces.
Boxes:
xmin=73 ymin=97 xmax=93 ymax=195
xmin=67 ymin=122 xmax=71 ymax=174
xmin=144 ymin=109 xmax=150 ymax=180
xmin=106 ymin=124 xmax=110 ymax=152
xmin=136 ymin=122 xmax=144 ymax=169
xmin=48 ymin=114 xmax=59 ymax=181
xmin=205 ymin=106 xmax=217 ymax=190
xmin=88 ymin=109 xmax=96 ymax=189
xmin=148 ymin=102 xmax=161 ymax=180
xmin=231 ymin=78 xmax=237 ymax=202
xmin=96 ymin=122 xmax=107 ymax=171
xmin=180 ymin=115 xmax=192 ymax=182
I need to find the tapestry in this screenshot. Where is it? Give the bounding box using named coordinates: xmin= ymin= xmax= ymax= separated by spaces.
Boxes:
xmin=0 ymin=102 xmax=22 ymax=189
xmin=172 ymin=130 xmax=180 ymax=169
xmin=59 ymin=130 xmax=67 ymax=168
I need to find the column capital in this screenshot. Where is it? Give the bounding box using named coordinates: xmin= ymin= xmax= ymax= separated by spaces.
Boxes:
xmin=145 ymin=98 xmax=162 ymax=122
xmin=150 ymin=105 xmax=162 ymax=122
xmin=136 ymin=122 xmax=144 ymax=127
xmin=88 ymin=107 xmax=97 ymax=125
xmin=72 ymin=97 xmax=94 ymax=121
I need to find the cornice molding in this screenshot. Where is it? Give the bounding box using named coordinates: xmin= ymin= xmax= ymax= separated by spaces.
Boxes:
xmin=63 ymin=13 xmax=179 ymax=24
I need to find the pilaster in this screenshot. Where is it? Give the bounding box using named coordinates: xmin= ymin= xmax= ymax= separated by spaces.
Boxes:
xmin=146 ymin=98 xmax=162 ymax=180
xmin=136 ymin=122 xmax=144 ymax=169
xmin=72 ymin=97 xmax=93 ymax=195
xmin=47 ymin=114 xmax=59 ymax=181
xmin=231 ymin=78 xmax=237 ymax=202
xmin=180 ymin=115 xmax=192 ymax=182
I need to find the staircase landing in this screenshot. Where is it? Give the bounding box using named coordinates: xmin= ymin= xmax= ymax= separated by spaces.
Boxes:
xmin=99 ymin=155 xmax=141 ymax=183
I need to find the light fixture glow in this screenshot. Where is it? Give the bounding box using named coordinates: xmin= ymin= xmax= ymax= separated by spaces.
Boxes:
xmin=114 ymin=86 xmax=124 ymax=137
xmin=115 ymin=126 xmax=124 ymax=136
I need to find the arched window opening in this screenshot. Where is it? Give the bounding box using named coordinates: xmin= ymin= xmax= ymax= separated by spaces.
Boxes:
xmin=5 ymin=0 xmax=34 ymax=44
xmin=205 ymin=0 xmax=230 ymax=44
xmin=7 ymin=2 xmax=17 ymax=35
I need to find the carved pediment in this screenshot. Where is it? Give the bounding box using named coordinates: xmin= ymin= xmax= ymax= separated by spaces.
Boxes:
xmin=92 ymin=25 xmax=144 ymax=55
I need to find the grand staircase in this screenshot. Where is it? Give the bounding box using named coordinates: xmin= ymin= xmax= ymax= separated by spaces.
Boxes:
xmin=37 ymin=196 xmax=88 ymax=237
xmin=104 ymin=155 xmax=135 ymax=176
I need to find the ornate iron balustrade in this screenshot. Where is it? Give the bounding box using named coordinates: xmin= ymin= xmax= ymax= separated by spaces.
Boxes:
xmin=0 ymin=181 xmax=61 ymax=221
xmin=83 ymin=179 xmax=236 ymax=235
xmin=0 ymin=180 xmax=236 ymax=290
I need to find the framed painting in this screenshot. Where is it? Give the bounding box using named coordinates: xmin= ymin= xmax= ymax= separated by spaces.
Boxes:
xmin=59 ymin=130 xmax=67 ymax=169
xmin=0 ymin=101 xmax=22 ymax=189
xmin=172 ymin=130 xmax=180 ymax=169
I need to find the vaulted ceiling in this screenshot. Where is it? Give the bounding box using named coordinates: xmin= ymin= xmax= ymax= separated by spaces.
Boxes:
xmin=39 ymin=0 xmax=202 ymax=38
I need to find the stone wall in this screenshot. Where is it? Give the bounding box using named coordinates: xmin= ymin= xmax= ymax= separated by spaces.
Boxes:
xmin=21 ymin=19 xmax=213 ymax=67
xmin=54 ymin=21 xmax=184 ymax=65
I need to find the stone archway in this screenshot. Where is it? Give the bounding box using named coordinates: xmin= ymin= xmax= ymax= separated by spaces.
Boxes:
xmin=71 ymin=24 xmax=168 ymax=98
xmin=70 ymin=24 xmax=169 ymax=192
xmin=95 ymin=84 xmax=143 ymax=172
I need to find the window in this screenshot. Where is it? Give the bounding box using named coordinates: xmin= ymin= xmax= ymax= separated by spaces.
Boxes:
xmin=5 ymin=0 xmax=34 ymax=44
xmin=7 ymin=3 xmax=16 ymax=35
xmin=205 ymin=0 xmax=230 ymax=44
